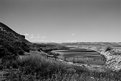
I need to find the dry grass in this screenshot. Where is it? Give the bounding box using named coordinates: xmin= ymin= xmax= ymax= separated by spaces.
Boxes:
xmin=65 ymin=56 xmax=105 ymax=65
xmin=1 ymin=52 xmax=121 ymax=81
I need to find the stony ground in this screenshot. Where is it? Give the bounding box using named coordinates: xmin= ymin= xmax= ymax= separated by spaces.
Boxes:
xmin=100 ymin=51 xmax=121 ymax=71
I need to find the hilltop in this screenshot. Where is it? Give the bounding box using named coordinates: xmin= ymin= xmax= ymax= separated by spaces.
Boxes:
xmin=0 ymin=22 xmax=31 ymax=58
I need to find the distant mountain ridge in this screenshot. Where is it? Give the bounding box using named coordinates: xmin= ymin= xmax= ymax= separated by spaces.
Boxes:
xmin=62 ymin=42 xmax=121 ymax=47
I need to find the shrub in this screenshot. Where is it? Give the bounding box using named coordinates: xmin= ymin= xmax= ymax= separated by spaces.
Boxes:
xmin=21 ymin=42 xmax=30 ymax=52
xmin=105 ymin=46 xmax=112 ymax=52
xmin=0 ymin=46 xmax=7 ymax=58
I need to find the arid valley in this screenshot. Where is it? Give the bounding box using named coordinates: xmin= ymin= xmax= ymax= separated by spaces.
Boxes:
xmin=0 ymin=22 xmax=121 ymax=81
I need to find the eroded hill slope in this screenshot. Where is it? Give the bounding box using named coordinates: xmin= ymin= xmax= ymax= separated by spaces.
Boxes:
xmin=0 ymin=22 xmax=31 ymax=58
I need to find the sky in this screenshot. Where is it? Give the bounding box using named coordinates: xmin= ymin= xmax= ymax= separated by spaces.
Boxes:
xmin=0 ymin=0 xmax=120 ymax=43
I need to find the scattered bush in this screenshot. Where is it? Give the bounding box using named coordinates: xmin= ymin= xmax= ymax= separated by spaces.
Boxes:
xmin=105 ymin=46 xmax=113 ymax=52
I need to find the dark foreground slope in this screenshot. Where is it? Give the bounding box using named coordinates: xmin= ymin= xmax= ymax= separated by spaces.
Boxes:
xmin=0 ymin=22 xmax=31 ymax=58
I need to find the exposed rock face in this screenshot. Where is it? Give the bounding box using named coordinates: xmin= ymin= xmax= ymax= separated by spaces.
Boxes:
xmin=100 ymin=50 xmax=121 ymax=71
xmin=0 ymin=22 xmax=31 ymax=58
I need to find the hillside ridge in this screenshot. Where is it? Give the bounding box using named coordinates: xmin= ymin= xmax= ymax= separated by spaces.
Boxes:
xmin=0 ymin=22 xmax=31 ymax=58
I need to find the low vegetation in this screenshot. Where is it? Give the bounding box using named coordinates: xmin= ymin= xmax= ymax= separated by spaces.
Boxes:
xmin=0 ymin=52 xmax=121 ymax=81
xmin=64 ymin=56 xmax=105 ymax=65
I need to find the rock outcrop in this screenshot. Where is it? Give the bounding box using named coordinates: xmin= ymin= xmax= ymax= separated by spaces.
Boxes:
xmin=100 ymin=49 xmax=121 ymax=71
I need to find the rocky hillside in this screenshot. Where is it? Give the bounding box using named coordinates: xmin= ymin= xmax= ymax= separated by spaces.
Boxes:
xmin=97 ymin=47 xmax=121 ymax=71
xmin=0 ymin=22 xmax=31 ymax=58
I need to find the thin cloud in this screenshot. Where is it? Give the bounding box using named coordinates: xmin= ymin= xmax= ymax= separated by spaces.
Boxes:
xmin=41 ymin=36 xmax=47 ymax=39
xmin=24 ymin=33 xmax=48 ymax=42
xmin=23 ymin=33 xmax=29 ymax=36
xmin=71 ymin=33 xmax=76 ymax=36
xmin=30 ymin=34 xmax=34 ymax=39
